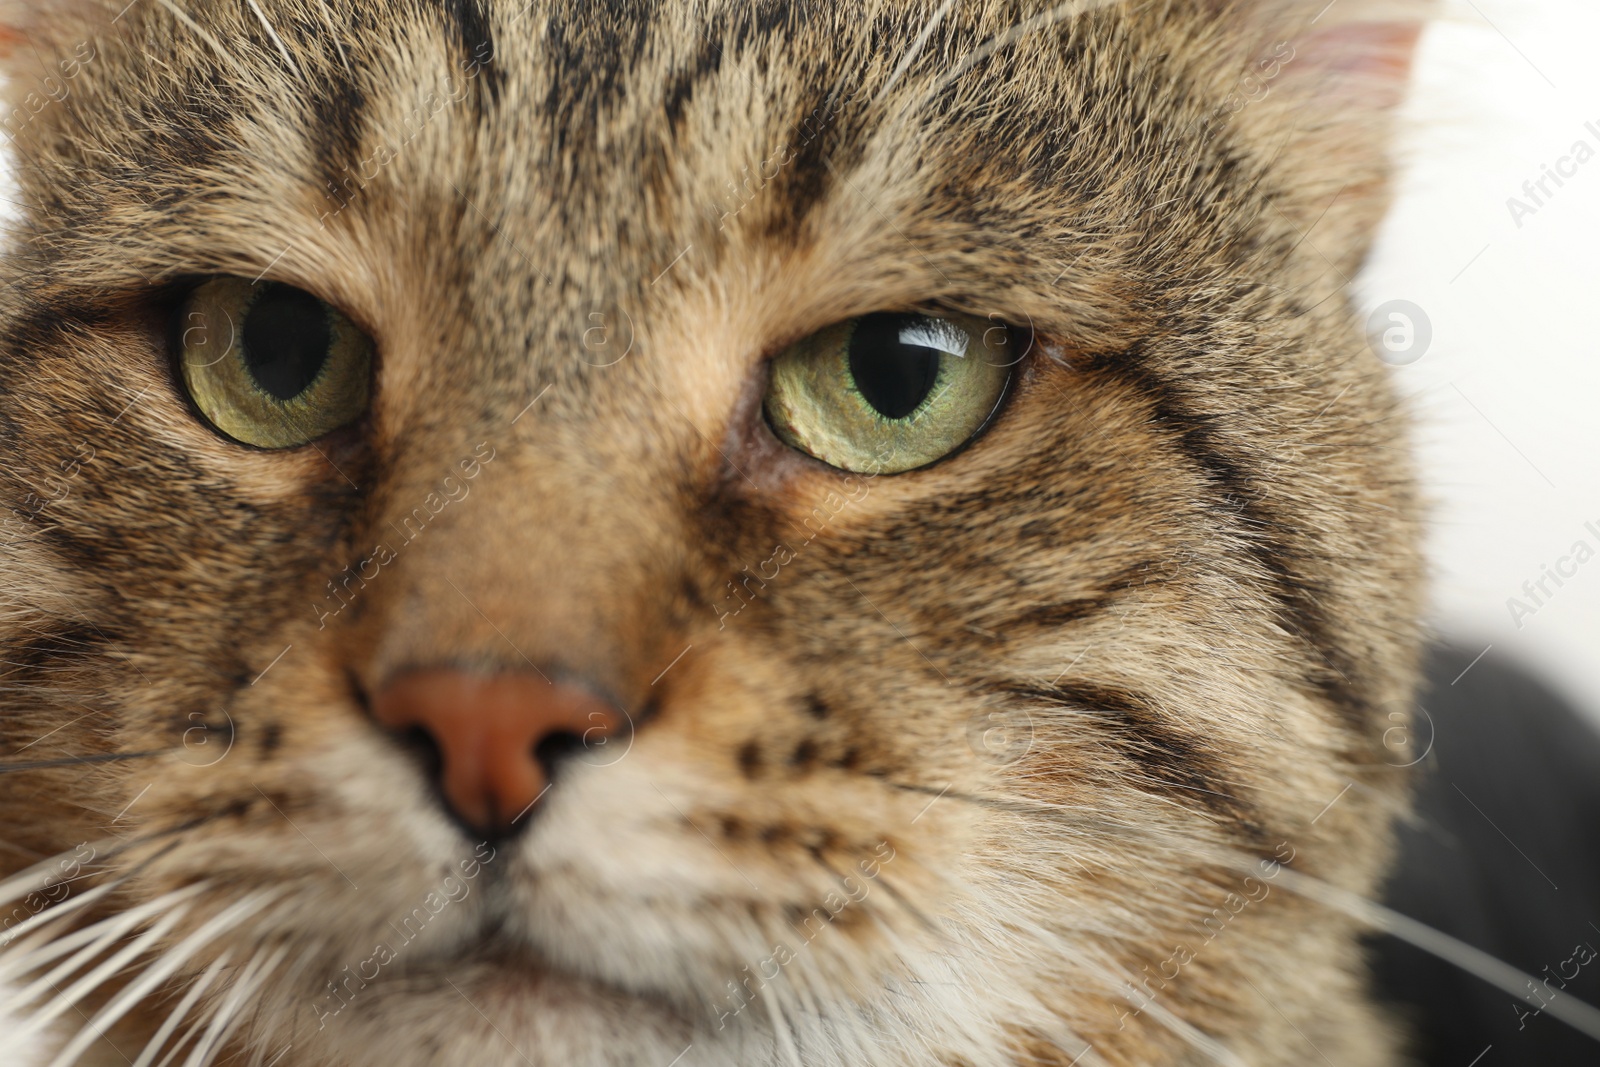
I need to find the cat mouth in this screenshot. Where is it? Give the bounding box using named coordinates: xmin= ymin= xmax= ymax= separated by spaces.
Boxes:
xmin=306 ymin=930 xmax=677 ymax=1032
xmin=415 ymin=923 xmax=677 ymax=1008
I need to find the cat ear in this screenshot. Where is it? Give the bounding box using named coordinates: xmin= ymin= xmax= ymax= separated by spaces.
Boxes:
xmin=0 ymin=0 xmax=113 ymax=85
xmin=0 ymin=0 xmax=113 ymax=151
xmin=0 ymin=0 xmax=110 ymax=55
xmin=1220 ymin=0 xmax=1434 ymax=269
xmin=1265 ymin=3 xmax=1430 ymax=110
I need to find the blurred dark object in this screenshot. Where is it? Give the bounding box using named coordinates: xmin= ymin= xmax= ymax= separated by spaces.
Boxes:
xmin=1373 ymin=646 xmax=1600 ymax=1065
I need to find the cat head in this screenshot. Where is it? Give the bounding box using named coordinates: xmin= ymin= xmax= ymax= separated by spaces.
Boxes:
xmin=0 ymin=1 xmax=1428 ymax=1064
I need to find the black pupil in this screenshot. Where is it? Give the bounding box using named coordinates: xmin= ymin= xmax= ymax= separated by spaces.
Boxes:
xmin=241 ymin=283 xmax=332 ymax=401
xmin=847 ymin=313 xmax=948 ymax=420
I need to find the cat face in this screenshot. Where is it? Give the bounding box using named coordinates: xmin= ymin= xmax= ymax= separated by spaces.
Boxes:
xmin=0 ymin=1 xmax=1428 ymax=1064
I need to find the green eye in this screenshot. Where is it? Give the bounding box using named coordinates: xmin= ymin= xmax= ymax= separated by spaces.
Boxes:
xmin=763 ymin=311 xmax=1016 ymax=473
xmin=176 ymin=277 xmax=373 ymax=449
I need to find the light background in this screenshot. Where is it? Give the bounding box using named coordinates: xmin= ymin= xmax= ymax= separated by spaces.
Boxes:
xmin=1371 ymin=0 xmax=1600 ymax=721
xmin=4 ymin=0 xmax=1600 ymax=1058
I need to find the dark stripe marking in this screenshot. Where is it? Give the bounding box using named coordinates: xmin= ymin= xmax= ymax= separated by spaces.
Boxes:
xmin=1004 ymin=679 xmax=1256 ymax=827
xmin=1000 ymin=561 xmax=1166 ymax=634
xmin=541 ymin=1 xmax=657 ymax=147
xmin=1093 ymin=346 xmax=1372 ymax=733
xmin=438 ymin=0 xmax=504 ymax=103
xmin=307 ymin=71 xmax=369 ymax=211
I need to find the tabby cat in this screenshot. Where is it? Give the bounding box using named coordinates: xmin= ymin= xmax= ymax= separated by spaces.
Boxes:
xmin=0 ymin=0 xmax=1433 ymax=1064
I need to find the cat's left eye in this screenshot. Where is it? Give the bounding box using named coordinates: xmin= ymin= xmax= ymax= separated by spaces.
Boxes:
xmin=175 ymin=277 xmax=373 ymax=449
xmin=763 ymin=311 xmax=1017 ymax=474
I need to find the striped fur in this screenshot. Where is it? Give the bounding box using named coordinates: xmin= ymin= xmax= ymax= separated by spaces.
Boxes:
xmin=0 ymin=1 xmax=1427 ymax=1064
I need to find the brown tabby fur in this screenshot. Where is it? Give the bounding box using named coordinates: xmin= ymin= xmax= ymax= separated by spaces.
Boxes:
xmin=0 ymin=0 xmax=1429 ymax=1064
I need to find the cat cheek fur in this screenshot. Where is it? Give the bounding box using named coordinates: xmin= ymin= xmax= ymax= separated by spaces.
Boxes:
xmin=0 ymin=1 xmax=1430 ymax=1065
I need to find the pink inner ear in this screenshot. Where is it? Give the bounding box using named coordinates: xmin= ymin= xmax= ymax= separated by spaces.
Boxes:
xmin=1286 ymin=21 xmax=1425 ymax=107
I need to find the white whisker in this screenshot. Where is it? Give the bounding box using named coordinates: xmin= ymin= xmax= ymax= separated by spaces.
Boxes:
xmin=1 ymin=889 xmax=196 ymax=1005
xmin=8 ymin=898 xmax=198 ymax=1044
xmin=180 ymin=944 xmax=288 ymax=1067
xmin=0 ymin=881 xmax=122 ymax=971
xmin=761 ymin=990 xmax=804 ymax=1067
xmin=132 ymin=950 xmax=233 ymax=1067
xmin=0 ymin=843 xmax=110 ymax=910
xmin=0 ymin=912 xmax=129 ymax=990
xmin=313 ymin=0 xmax=351 ymax=73
xmin=1134 ymin=992 xmax=1249 ymax=1067
xmin=243 ymin=942 xmax=319 ymax=1067
xmin=872 ymin=0 xmax=958 ymax=108
xmin=152 ymin=0 xmax=257 ymax=83
xmin=245 ymin=0 xmax=303 ymax=78
xmin=1275 ymin=867 xmax=1600 ymax=1044
xmin=44 ymin=890 xmax=282 ymax=1067
xmin=151 ymin=1000 xmax=219 ymax=1067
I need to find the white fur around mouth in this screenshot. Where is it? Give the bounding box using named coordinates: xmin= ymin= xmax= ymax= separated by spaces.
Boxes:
xmin=287 ymin=952 xmax=707 ymax=1067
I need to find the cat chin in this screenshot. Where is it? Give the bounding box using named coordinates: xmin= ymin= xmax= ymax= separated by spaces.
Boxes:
xmin=237 ymin=948 xmax=1036 ymax=1067
xmin=258 ymin=957 xmax=731 ymax=1067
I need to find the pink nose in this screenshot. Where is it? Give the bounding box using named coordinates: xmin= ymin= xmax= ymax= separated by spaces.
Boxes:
xmin=370 ymin=669 xmax=624 ymax=837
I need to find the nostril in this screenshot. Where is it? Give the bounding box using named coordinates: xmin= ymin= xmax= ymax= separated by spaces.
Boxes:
xmin=532 ymin=730 xmax=586 ymax=784
xmin=398 ymin=724 xmax=444 ymax=785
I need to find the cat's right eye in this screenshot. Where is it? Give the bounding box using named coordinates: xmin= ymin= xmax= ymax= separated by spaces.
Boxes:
xmin=175 ymin=277 xmax=373 ymax=449
xmin=763 ymin=311 xmax=1017 ymax=474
